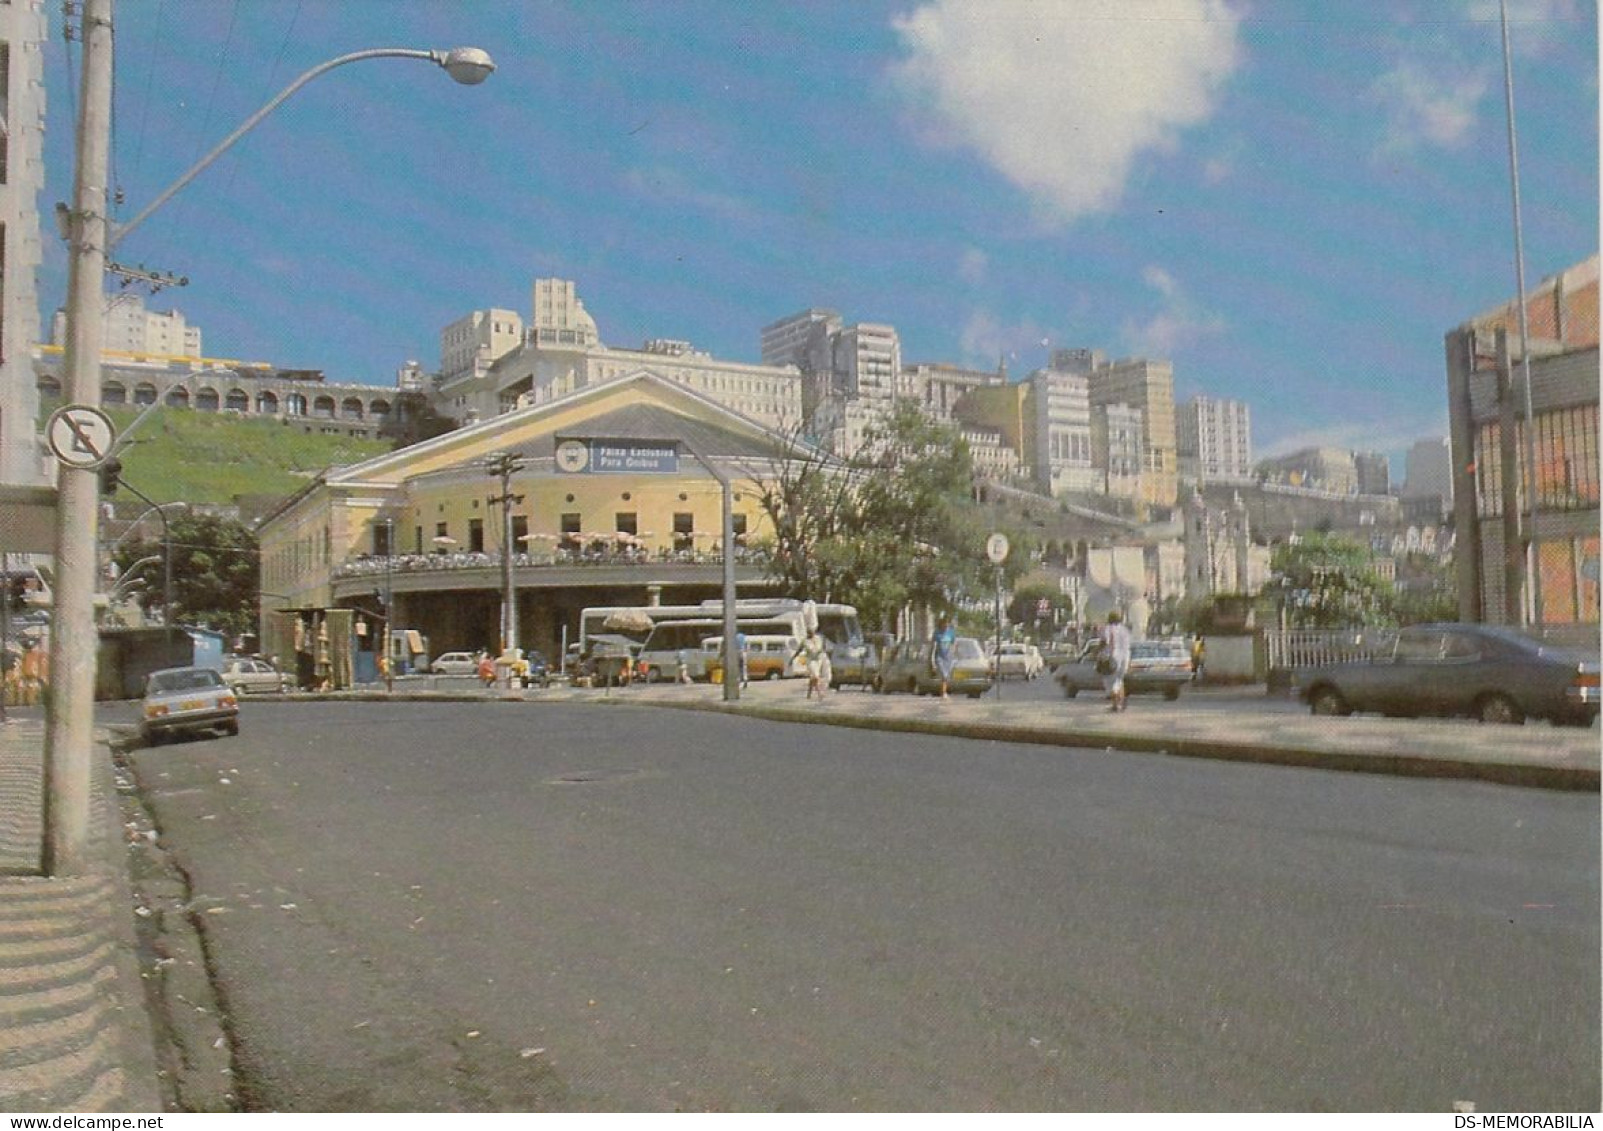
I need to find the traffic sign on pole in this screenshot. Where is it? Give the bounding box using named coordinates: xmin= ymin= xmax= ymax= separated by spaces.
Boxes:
xmin=46 ymin=405 xmax=116 ymax=470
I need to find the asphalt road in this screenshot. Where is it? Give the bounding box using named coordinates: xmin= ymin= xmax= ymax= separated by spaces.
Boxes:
xmin=119 ymin=699 xmax=1600 ymax=1112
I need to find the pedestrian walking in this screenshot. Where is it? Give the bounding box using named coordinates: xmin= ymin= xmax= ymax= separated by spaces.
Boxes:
xmin=675 ymin=648 xmax=692 ymax=684
xmin=735 ymin=629 xmax=749 ymax=688
xmin=1099 ymin=610 xmax=1133 ymax=712
xmin=793 ymin=629 xmax=828 ymax=700
xmin=1191 ymin=635 xmax=1206 ymax=683
xmin=476 ymin=652 xmax=496 ymax=688
xmin=931 ymin=616 xmax=957 ymax=700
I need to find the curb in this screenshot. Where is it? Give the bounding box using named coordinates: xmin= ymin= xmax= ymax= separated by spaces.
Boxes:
xmin=230 ymin=689 xmax=1599 ymax=793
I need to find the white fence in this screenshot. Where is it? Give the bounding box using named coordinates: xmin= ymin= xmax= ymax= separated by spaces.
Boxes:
xmin=1260 ymin=628 xmax=1397 ymax=672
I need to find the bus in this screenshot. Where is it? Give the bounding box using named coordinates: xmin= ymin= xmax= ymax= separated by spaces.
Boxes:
xmin=634 ymin=616 xmax=799 ymax=682
xmin=579 ymin=599 xmax=863 ymax=655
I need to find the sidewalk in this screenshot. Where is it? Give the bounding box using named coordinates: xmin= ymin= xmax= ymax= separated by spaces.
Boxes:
xmin=624 ymin=679 xmax=1602 ymax=792
xmin=325 ymin=676 xmax=1600 ymax=791
xmin=0 ymin=714 xmax=163 ymax=1113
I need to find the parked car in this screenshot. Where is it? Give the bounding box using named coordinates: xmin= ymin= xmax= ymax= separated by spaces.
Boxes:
xmin=990 ymin=642 xmax=1044 ymax=680
xmin=220 ymin=656 xmax=293 ymax=695
xmin=1054 ymin=638 xmax=1193 ymax=700
xmin=875 ymin=636 xmax=993 ymax=698
xmin=831 ymin=632 xmax=894 ymax=690
xmin=141 ymin=666 xmax=239 ymax=745
xmin=1300 ymin=623 xmax=1599 ymax=726
xmin=428 ymin=651 xmax=480 ymax=676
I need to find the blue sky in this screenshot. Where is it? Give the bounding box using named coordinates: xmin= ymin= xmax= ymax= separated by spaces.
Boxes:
xmin=39 ymin=0 xmax=1599 ymax=471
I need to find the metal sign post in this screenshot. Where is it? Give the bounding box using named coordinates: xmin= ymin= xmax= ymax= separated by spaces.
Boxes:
xmin=986 ymin=533 xmax=1009 ymax=701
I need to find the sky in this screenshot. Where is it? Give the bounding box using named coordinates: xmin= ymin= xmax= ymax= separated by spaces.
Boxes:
xmin=38 ymin=0 xmax=1600 ymax=474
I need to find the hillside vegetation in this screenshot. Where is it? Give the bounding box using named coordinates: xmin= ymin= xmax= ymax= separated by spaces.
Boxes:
xmin=91 ymin=406 xmax=390 ymax=505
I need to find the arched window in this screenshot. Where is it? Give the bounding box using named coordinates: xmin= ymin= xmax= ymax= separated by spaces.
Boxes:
xmin=165 ymin=386 xmax=191 ymax=407
xmin=37 ymin=375 xmax=63 ymax=402
xmin=285 ymin=393 xmax=306 ymax=416
xmin=134 ymin=383 xmax=158 ymax=405
xmin=257 ymin=391 xmax=280 ymax=414
xmin=196 ymin=387 xmax=220 ymax=411
xmin=103 ymin=382 xmax=127 ymax=405
xmin=341 ymin=398 xmax=364 ymax=420
xmin=313 ymin=396 xmax=336 ymax=419
xmin=225 ymin=388 xmax=250 ymax=412
xmin=370 ymin=399 xmax=391 ymax=420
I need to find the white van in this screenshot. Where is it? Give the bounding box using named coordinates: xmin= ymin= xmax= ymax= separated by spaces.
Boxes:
xmin=707 ymin=634 xmax=803 ymax=680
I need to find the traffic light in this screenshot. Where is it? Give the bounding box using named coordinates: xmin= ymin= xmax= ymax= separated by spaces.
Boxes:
xmin=98 ymin=455 xmax=122 ymax=496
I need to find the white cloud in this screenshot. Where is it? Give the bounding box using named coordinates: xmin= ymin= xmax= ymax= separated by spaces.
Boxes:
xmin=889 ymin=0 xmax=1243 ymax=226
xmin=958 ymin=247 xmax=989 ymax=285
xmin=621 ymin=166 xmax=765 ymax=227
xmin=1466 ymin=0 xmax=1585 ymax=56
xmin=1259 ymin=414 xmax=1450 ymax=462
xmin=960 ymin=309 xmax=1052 ymax=368
xmin=1368 ymin=60 xmax=1489 ymax=154
xmin=1121 ymin=265 xmax=1223 ymax=356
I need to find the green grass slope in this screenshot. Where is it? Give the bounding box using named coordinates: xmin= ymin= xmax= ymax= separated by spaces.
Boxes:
xmin=95 ymin=406 xmax=391 ymax=505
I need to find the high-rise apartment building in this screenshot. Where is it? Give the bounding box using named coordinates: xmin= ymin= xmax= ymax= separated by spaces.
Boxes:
xmin=760 ymin=308 xmax=839 ymax=369
xmin=1083 ymin=355 xmax=1178 ymax=507
xmin=1354 ymin=451 xmax=1391 ymax=496
xmin=1176 ymin=395 xmax=1252 ymax=484
xmin=1025 ymin=366 xmax=1095 ymax=495
xmin=1403 ymin=438 xmax=1453 ymax=502
xmin=0 ymin=0 xmax=46 ymax=484
xmin=52 ymin=293 xmax=203 ymax=359
xmin=1092 ymin=403 xmax=1144 ymax=499
xmin=833 ymin=323 xmax=901 ymax=404
xmin=439 ymin=308 xmax=522 ymax=386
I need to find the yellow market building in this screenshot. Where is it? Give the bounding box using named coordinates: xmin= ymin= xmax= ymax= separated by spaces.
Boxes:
xmin=256 ymin=372 xmax=799 ymax=683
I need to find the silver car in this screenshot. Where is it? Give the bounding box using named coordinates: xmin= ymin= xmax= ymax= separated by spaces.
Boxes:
xmin=220 ymin=656 xmax=293 ymax=695
xmin=141 ymin=666 xmax=239 ymax=745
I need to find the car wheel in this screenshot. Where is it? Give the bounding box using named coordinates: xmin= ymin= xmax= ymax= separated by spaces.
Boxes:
xmin=1061 ymin=683 xmax=1078 ymax=699
xmin=1164 ymin=686 xmax=1182 ymax=701
xmin=222 ymin=719 xmax=240 ymax=737
xmin=768 ymin=671 xmax=781 ymax=681
xmin=1309 ymin=686 xmax=1351 ymax=717
xmin=906 ymin=678 xmax=918 ymax=695
xmin=143 ymin=727 xmax=163 ymax=747
xmin=967 ymin=692 xmax=982 ymax=699
xmin=1476 ymin=693 xmax=1525 ymax=726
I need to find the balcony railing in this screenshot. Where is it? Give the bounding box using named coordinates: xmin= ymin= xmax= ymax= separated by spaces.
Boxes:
xmin=334 ymin=545 xmax=771 ymax=580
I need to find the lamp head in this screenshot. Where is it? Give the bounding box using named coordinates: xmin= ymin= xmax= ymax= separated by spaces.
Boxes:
xmin=440 ymin=47 xmax=495 ymax=85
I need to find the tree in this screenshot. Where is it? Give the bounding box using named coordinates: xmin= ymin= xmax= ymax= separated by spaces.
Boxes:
xmin=113 ymin=513 xmax=260 ymax=636
xmin=1268 ymin=532 xmax=1394 ymax=628
xmin=749 ymin=400 xmax=1027 ymax=631
xmin=380 ymin=391 xmax=457 ymax=449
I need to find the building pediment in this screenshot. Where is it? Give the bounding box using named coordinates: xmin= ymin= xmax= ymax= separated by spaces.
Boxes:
xmin=324 ymin=369 xmax=806 ymax=491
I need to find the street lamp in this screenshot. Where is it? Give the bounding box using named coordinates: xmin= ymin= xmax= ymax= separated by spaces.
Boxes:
xmin=111 ymin=46 xmax=497 ymax=249
xmin=44 ymin=0 xmax=495 ymax=875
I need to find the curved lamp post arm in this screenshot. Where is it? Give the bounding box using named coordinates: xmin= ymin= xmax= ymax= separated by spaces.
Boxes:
xmin=110 ymin=46 xmax=493 ymax=250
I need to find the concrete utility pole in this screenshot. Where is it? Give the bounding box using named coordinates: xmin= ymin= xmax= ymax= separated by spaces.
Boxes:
xmin=43 ymin=0 xmax=114 ymax=876
xmin=486 ymin=451 xmax=524 ymax=655
xmin=1498 ymin=0 xmax=1543 ymax=629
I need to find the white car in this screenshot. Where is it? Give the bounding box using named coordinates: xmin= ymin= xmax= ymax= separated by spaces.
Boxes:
xmin=990 ymin=642 xmax=1044 ymax=680
xmin=429 ymin=651 xmax=480 ymax=676
xmin=141 ymin=666 xmax=239 ymax=745
xmin=220 ymin=656 xmax=293 ymax=695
